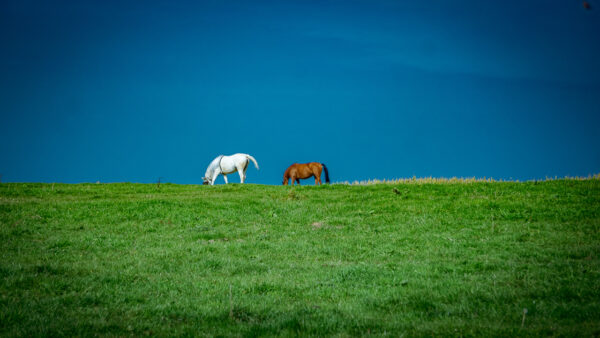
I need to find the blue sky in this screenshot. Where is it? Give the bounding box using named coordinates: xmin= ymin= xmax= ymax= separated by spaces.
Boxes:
xmin=1 ymin=0 xmax=599 ymax=184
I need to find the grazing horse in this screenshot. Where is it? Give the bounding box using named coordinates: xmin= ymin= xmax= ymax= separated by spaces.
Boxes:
xmin=283 ymin=162 xmax=330 ymax=185
xmin=203 ymin=153 xmax=259 ymax=185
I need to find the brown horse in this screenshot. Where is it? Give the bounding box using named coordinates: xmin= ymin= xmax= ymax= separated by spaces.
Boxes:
xmin=283 ymin=162 xmax=330 ymax=185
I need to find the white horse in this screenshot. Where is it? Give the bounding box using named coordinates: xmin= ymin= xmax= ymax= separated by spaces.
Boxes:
xmin=202 ymin=153 xmax=259 ymax=185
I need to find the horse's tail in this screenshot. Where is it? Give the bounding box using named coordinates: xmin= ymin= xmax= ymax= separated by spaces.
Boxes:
xmin=321 ymin=163 xmax=330 ymax=184
xmin=246 ymin=155 xmax=259 ymax=170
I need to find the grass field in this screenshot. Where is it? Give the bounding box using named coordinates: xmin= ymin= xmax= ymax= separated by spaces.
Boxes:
xmin=1 ymin=180 xmax=599 ymax=336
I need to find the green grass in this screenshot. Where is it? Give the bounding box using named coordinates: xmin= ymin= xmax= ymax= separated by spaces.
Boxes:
xmin=1 ymin=180 xmax=599 ymax=336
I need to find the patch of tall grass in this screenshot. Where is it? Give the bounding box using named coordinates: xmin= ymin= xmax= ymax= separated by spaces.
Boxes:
xmin=339 ymin=173 xmax=600 ymax=185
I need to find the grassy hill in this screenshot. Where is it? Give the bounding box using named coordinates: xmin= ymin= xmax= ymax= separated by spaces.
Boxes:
xmin=1 ymin=180 xmax=599 ymax=336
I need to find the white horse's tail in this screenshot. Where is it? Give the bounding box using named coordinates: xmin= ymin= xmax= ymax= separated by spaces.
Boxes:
xmin=246 ymin=154 xmax=259 ymax=170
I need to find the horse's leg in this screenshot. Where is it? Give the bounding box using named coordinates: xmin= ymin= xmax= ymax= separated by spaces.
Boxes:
xmin=316 ymin=168 xmax=322 ymax=185
xmin=238 ymin=168 xmax=245 ymax=184
xmin=296 ymin=178 xmax=300 ymax=185
xmin=211 ymin=170 xmax=219 ymax=185
xmin=223 ymin=175 xmax=228 ymax=184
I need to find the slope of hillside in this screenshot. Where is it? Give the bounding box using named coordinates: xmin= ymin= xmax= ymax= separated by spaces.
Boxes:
xmin=1 ymin=181 xmax=599 ymax=336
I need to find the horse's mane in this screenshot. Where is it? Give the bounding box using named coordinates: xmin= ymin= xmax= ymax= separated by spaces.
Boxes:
xmin=205 ymin=155 xmax=224 ymax=178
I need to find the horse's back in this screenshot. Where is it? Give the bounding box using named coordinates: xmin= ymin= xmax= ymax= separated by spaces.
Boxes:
xmin=285 ymin=162 xmax=321 ymax=173
xmin=309 ymin=162 xmax=322 ymax=170
xmin=230 ymin=153 xmax=247 ymax=160
xmin=224 ymin=153 xmax=251 ymax=164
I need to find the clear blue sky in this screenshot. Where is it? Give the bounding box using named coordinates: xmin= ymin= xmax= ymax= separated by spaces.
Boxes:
xmin=1 ymin=0 xmax=599 ymax=184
